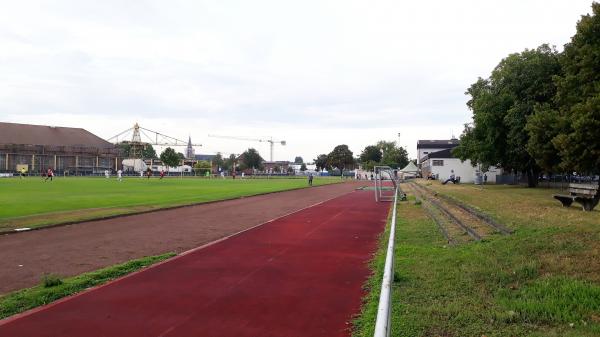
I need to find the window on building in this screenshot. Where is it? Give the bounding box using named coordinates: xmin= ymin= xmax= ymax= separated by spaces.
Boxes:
xmin=432 ymin=160 xmax=444 ymax=166
xmin=423 ymin=152 xmax=429 ymax=154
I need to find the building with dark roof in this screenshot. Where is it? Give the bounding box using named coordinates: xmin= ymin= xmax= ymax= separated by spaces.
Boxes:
xmin=194 ymin=154 xmax=216 ymax=161
xmin=0 ymin=122 xmax=121 ymax=174
xmin=416 ymin=139 xmax=459 ymax=164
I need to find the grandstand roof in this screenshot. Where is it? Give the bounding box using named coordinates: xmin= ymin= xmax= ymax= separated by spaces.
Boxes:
xmin=422 ymin=148 xmax=455 ymax=160
xmin=0 ymin=122 xmax=113 ymax=148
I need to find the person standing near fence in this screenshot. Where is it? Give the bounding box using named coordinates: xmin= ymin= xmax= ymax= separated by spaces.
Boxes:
xmin=308 ymin=173 xmax=313 ymax=186
xmin=117 ymin=169 xmax=123 ymax=182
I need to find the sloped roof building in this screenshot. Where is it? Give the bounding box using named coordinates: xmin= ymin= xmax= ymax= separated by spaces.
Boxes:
xmin=0 ymin=122 xmax=121 ymax=174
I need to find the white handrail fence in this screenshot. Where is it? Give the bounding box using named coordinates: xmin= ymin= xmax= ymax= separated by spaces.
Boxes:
xmin=373 ymin=187 xmax=398 ymax=337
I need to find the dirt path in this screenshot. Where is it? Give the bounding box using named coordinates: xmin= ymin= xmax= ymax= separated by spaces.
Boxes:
xmin=0 ymin=181 xmax=366 ymax=294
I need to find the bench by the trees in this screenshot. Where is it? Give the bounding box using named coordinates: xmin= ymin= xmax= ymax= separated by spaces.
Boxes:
xmin=553 ymin=183 xmax=600 ymax=211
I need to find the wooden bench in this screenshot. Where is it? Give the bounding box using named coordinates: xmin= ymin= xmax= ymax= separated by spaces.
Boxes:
xmin=553 ymin=183 xmax=600 ymax=211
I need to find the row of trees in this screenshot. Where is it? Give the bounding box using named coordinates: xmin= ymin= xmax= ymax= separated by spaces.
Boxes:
xmin=130 ymin=142 xmax=407 ymax=175
xmin=312 ymin=141 xmax=410 ymax=174
xmin=125 ymin=145 xmax=291 ymax=174
xmin=454 ymin=3 xmax=600 ymax=187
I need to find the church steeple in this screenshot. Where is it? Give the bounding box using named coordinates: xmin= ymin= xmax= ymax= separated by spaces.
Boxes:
xmin=186 ymin=136 xmax=195 ymax=159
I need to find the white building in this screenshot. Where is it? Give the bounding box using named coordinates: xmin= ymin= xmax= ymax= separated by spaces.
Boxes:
xmin=420 ymin=148 xmax=501 ymax=183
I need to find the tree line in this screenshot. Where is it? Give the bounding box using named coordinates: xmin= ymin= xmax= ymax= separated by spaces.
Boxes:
xmin=119 ymin=140 xmax=411 ymax=175
xmin=454 ymin=3 xmax=600 ymax=187
xmin=313 ymin=141 xmax=410 ymax=173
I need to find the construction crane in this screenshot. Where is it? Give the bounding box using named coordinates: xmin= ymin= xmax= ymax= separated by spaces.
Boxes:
xmin=208 ymin=134 xmax=286 ymax=162
xmin=107 ymin=123 xmax=202 ymax=158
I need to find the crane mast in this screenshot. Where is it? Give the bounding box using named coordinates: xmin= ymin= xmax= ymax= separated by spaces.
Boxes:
xmin=107 ymin=123 xmax=202 ymax=158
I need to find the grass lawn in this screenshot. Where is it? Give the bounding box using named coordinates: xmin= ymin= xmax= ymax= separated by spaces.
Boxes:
xmin=0 ymin=252 xmax=176 ymax=319
xmin=354 ymin=180 xmax=600 ymax=337
xmin=0 ymin=176 xmax=339 ymax=231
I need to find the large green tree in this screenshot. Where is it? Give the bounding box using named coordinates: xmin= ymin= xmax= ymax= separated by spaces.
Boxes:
xmin=160 ymin=147 xmax=180 ymax=168
xmin=314 ymin=154 xmax=329 ymax=171
xmin=327 ymin=145 xmax=354 ymax=175
xmin=294 ymin=156 xmax=304 ymax=164
xmin=376 ymin=141 xmax=409 ymax=169
xmin=240 ymin=148 xmax=263 ymax=170
xmin=359 ymin=145 xmax=383 ymax=163
xmin=455 ymin=44 xmax=561 ymax=187
xmin=549 ymin=3 xmax=600 ymax=176
xmin=117 ymin=143 xmax=157 ymax=159
xmin=525 ymin=104 xmax=565 ymax=173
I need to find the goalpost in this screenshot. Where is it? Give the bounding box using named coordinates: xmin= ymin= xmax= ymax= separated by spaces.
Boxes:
xmin=374 ymin=165 xmax=398 ymax=202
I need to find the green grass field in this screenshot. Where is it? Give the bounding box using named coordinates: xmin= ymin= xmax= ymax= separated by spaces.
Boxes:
xmin=353 ymin=181 xmax=600 ymax=337
xmin=0 ymin=176 xmax=339 ymax=231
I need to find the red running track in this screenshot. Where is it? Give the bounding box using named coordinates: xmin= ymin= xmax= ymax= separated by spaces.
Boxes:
xmin=0 ymin=189 xmax=390 ymax=337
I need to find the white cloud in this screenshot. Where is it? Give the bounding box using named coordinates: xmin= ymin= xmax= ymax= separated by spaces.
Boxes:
xmin=0 ymin=0 xmax=594 ymax=160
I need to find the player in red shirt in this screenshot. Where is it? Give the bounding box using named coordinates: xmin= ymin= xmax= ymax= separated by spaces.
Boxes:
xmin=45 ymin=168 xmax=54 ymax=182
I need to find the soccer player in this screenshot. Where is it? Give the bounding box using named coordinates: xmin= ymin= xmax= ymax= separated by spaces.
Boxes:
xmin=45 ymin=168 xmax=54 ymax=182
xmin=117 ymin=169 xmax=123 ymax=182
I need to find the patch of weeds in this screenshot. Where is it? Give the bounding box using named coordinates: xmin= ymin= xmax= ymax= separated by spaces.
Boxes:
xmin=41 ymin=274 xmax=63 ymax=288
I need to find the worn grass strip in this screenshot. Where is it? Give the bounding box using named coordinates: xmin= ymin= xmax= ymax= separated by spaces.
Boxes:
xmin=0 ymin=252 xmax=176 ymax=320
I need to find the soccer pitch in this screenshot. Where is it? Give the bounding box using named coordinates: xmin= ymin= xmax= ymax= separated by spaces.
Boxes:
xmin=0 ymin=176 xmax=339 ymax=231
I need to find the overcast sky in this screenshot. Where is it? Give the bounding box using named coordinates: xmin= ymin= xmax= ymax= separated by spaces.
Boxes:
xmin=0 ymin=1 xmax=594 ymax=161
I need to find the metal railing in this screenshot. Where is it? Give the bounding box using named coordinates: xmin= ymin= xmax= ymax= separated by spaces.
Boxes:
xmin=373 ymin=187 xmax=398 ymax=337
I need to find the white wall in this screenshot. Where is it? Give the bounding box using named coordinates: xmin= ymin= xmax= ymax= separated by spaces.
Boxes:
xmin=418 ymin=147 xmax=450 ymax=164
xmin=423 ymin=158 xmax=501 ymax=183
